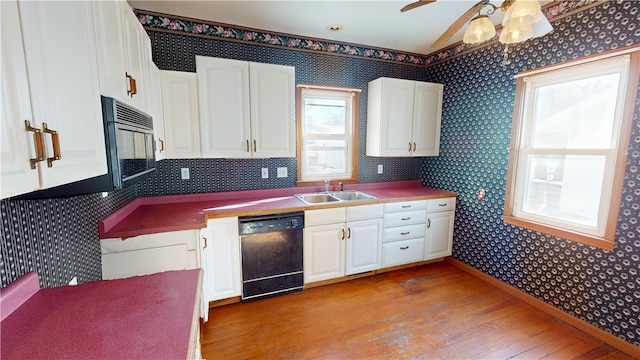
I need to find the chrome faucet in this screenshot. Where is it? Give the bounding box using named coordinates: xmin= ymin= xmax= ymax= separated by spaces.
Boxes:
xmin=324 ymin=179 xmax=329 ymax=192
xmin=338 ymin=182 xmax=343 ymax=192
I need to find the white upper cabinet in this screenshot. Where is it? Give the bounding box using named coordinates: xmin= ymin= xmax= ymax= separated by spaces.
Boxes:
xmin=0 ymin=0 xmax=39 ymax=198
xmin=0 ymin=0 xmax=107 ymax=199
xmin=148 ymin=64 xmax=166 ymax=161
xmin=196 ymin=56 xmax=295 ymax=158
xmin=160 ymin=71 xmax=201 ymax=159
xmin=92 ymin=0 xmax=150 ymax=112
xmin=366 ymin=77 xmax=443 ymax=157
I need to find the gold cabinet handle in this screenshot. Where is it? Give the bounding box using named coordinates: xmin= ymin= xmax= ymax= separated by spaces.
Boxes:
xmin=400 ymin=246 xmax=409 ymax=250
xmin=42 ymin=123 xmax=61 ymax=167
xmin=401 ymin=217 xmax=411 ymax=221
xmin=253 ymin=140 xmax=257 ymax=153
xmin=126 ymin=72 xmax=137 ymax=97
xmin=246 ymin=140 xmax=250 ymax=152
xmin=340 ymin=228 xmax=345 ymax=240
xmin=347 ymin=228 xmax=351 ymax=239
xmin=202 ymin=237 xmax=207 ymax=249
xmin=25 ymin=120 xmax=45 ymax=169
xmin=427 ymin=219 xmax=431 ymax=228
xmin=413 ymin=142 xmax=416 ymax=151
xmin=159 ymin=139 xmax=165 ymax=152
xmin=438 ymin=203 xmax=447 ymax=207
xmin=401 ymin=205 xmax=411 ymax=208
xmin=408 ymin=142 xmax=412 ymax=151
xmin=401 ymin=231 xmax=410 ymax=235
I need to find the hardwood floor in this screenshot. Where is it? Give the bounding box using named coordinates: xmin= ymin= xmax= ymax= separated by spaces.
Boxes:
xmin=200 ymin=262 xmax=634 ymax=359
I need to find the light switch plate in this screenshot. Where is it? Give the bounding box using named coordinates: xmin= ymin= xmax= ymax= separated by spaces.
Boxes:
xmin=277 ymin=167 xmax=288 ymax=178
xmin=377 ymin=164 xmax=383 ymax=174
xmin=181 ymin=168 xmax=190 ymax=180
xmin=261 ymin=168 xmax=269 ymax=179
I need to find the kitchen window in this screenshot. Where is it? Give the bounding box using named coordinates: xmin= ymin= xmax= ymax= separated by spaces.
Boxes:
xmin=296 ymin=85 xmax=359 ymax=184
xmin=504 ymin=50 xmax=639 ymax=250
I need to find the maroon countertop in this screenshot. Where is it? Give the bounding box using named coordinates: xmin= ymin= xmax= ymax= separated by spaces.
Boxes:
xmin=1 ymin=269 xmax=201 ymax=360
xmin=99 ymin=180 xmax=458 ymax=239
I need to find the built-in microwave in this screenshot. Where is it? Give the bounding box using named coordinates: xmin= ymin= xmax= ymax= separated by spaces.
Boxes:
xmin=102 ymin=96 xmax=156 ymax=189
xmin=16 ymin=97 xmax=155 ymax=199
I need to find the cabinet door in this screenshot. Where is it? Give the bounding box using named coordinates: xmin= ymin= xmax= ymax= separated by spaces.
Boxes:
xmin=119 ymin=2 xmax=148 ymax=112
xmin=0 ymin=0 xmax=39 ymax=199
xmin=18 ymin=1 xmax=107 ymax=189
xmin=160 ymin=71 xmax=201 ymax=158
xmin=369 ymin=78 xmax=414 ymax=157
xmin=425 ymin=211 xmax=454 ymax=260
xmin=196 ymin=56 xmax=251 ymax=158
xmin=412 ymin=82 xmax=443 ymax=156
xmin=92 ymin=0 xmax=128 ymax=103
xmin=249 ymin=62 xmax=296 ymax=158
xmin=149 ymin=64 xmax=166 ymax=161
xmin=346 ymin=218 xmax=383 ymax=275
xmin=202 ymin=217 xmax=241 ymax=301
xmin=303 ymin=223 xmax=345 ymax=283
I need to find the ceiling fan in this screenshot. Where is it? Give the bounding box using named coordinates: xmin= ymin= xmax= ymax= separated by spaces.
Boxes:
xmin=401 ymin=0 xmax=527 ymax=49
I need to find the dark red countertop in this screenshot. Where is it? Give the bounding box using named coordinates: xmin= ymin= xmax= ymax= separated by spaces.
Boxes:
xmin=1 ymin=270 xmax=201 ymax=360
xmin=99 ymin=180 xmax=458 ymax=239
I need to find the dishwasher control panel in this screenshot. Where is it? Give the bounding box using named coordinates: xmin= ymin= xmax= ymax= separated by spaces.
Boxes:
xmin=239 ymin=212 xmax=304 ymax=235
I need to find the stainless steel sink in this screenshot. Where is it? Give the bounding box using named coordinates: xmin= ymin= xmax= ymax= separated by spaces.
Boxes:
xmin=295 ymin=193 xmax=341 ymax=204
xmin=295 ymin=191 xmax=376 ymax=205
xmin=330 ymin=191 xmax=376 ymax=201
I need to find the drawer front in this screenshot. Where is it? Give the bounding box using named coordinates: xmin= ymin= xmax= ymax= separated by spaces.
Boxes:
xmin=347 ymin=203 xmax=383 ymax=222
xmin=382 ymin=238 xmax=425 ymax=267
xmin=305 ymin=207 xmax=346 ymax=226
xmin=384 ymin=210 xmax=426 ymax=227
xmin=383 ymin=224 xmax=426 ymax=243
xmin=427 ymin=197 xmax=456 ymax=212
xmin=384 ymin=200 xmax=427 ymax=213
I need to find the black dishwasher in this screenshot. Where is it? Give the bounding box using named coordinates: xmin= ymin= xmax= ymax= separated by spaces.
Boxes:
xmin=238 ymin=212 xmax=304 ymax=302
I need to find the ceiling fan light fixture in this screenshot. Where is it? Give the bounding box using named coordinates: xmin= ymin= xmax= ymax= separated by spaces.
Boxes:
xmin=502 ymin=0 xmax=542 ymax=26
xmin=499 ymin=23 xmax=534 ymax=44
xmin=463 ymin=15 xmax=496 ymax=44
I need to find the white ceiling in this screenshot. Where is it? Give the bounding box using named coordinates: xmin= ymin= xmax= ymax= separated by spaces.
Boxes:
xmin=128 ymin=0 xmax=550 ymax=55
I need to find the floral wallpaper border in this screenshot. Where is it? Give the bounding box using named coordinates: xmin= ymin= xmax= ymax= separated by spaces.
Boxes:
xmin=136 ymin=0 xmax=603 ymax=67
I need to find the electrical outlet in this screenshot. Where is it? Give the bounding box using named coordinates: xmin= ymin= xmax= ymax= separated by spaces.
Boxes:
xmin=181 ymin=168 xmax=190 ymax=180
xmin=261 ymin=168 xmax=269 ymax=179
xmin=68 ymin=276 xmax=78 ymax=286
xmin=377 ymin=164 xmax=383 ymax=174
xmin=277 ymin=167 xmax=288 ymax=178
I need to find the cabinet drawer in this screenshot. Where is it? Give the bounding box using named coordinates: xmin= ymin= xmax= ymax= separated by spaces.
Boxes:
xmin=305 ymin=207 xmax=346 ymax=226
xmin=384 ymin=210 xmax=426 ymax=227
xmin=384 ymin=200 xmax=427 ymax=213
xmin=347 ymin=203 xmax=383 ymax=221
xmin=427 ymin=197 xmax=456 ymax=212
xmin=383 ymin=224 xmax=426 ymax=243
xmin=382 ymin=238 xmax=425 ymax=267
xmin=101 ymin=230 xmax=198 ymax=254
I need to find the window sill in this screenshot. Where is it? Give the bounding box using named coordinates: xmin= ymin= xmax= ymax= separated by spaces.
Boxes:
xmin=503 ymin=215 xmax=615 ymax=251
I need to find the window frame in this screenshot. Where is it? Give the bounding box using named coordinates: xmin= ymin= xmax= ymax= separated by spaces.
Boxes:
xmin=296 ymin=84 xmax=360 ymax=185
xmin=503 ymin=48 xmax=639 ymax=251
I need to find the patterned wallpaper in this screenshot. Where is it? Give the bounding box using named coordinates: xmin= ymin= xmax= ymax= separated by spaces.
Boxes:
xmin=0 ymin=188 xmax=136 ymax=288
xmin=421 ymin=0 xmax=639 ymax=347
xmin=137 ymin=30 xmax=425 ymax=196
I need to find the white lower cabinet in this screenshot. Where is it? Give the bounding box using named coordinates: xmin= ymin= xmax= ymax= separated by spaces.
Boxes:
xmin=424 ymin=198 xmax=456 ymax=260
xmin=304 ymin=204 xmax=383 ymax=283
xmin=200 ymin=217 xmax=241 ymax=305
xmin=101 ymin=230 xmax=200 ymax=280
xmin=382 ymin=200 xmax=427 ymax=267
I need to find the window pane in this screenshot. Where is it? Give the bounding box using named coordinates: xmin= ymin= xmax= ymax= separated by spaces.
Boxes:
xmin=531 ymin=73 xmax=620 ymax=149
xmin=304 ymin=139 xmax=347 ymax=175
xmin=304 ymin=98 xmax=347 ymax=135
xmin=521 ymin=154 xmax=605 ymax=227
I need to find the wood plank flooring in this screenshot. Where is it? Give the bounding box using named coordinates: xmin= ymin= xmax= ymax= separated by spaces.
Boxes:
xmin=200 ymin=262 xmax=634 ymax=359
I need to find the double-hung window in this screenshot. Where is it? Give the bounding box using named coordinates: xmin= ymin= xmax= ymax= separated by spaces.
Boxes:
xmin=296 ymin=85 xmax=359 ymax=184
xmin=504 ymin=50 xmax=639 ymax=250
